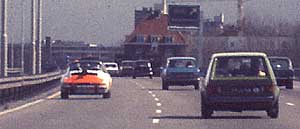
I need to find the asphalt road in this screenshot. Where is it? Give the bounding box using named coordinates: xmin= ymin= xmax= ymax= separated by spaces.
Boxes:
xmin=0 ymin=77 xmax=300 ymax=129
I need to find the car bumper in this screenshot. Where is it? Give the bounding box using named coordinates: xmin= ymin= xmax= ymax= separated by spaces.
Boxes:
xmin=61 ymin=85 xmax=109 ymax=95
xmin=205 ymin=96 xmax=276 ymax=110
xmin=164 ymin=78 xmax=200 ymax=84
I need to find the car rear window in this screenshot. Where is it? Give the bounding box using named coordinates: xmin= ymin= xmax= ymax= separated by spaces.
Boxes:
xmin=269 ymin=59 xmax=289 ymax=70
xmin=212 ymin=56 xmax=269 ymax=78
xmin=69 ymin=61 xmax=102 ymax=71
xmin=168 ymin=59 xmax=196 ymax=68
xmin=105 ymin=64 xmax=117 ymax=68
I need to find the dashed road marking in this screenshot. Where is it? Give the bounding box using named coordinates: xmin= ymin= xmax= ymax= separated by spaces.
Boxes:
xmin=286 ymin=102 xmax=295 ymax=106
xmin=156 ymin=109 xmax=162 ymax=114
xmin=152 ymin=119 xmax=160 ymax=124
xmin=152 ymin=94 xmax=156 ymax=97
xmin=148 ymin=91 xmax=153 ymax=94
xmin=154 ymin=98 xmax=159 ymax=101
xmin=156 ymin=103 xmax=162 ymax=107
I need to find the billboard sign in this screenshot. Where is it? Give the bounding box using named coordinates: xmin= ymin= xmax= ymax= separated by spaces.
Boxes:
xmin=168 ymin=4 xmax=200 ymax=29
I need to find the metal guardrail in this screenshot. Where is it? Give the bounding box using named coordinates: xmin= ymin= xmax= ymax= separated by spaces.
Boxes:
xmin=0 ymin=70 xmax=65 ymax=105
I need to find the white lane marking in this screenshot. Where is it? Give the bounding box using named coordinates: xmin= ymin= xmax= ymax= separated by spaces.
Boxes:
xmin=148 ymin=91 xmax=153 ymax=94
xmin=141 ymin=87 xmax=145 ymax=89
xmin=0 ymin=91 xmax=61 ymax=117
xmin=156 ymin=109 xmax=162 ymax=114
xmin=0 ymin=99 xmax=44 ymax=117
xmin=152 ymin=94 xmax=156 ymax=97
xmin=286 ymin=102 xmax=295 ymax=106
xmin=154 ymin=98 xmax=159 ymax=101
xmin=156 ymin=103 xmax=162 ymax=107
xmin=46 ymin=91 xmax=60 ymax=99
xmin=152 ymin=119 xmax=160 ymax=124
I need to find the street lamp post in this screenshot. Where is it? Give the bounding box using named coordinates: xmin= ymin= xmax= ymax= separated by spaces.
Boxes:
xmin=1 ymin=0 xmax=8 ymax=77
xmin=31 ymin=0 xmax=37 ymax=75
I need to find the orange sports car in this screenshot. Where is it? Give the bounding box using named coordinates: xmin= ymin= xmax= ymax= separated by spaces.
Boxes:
xmin=61 ymin=60 xmax=112 ymax=99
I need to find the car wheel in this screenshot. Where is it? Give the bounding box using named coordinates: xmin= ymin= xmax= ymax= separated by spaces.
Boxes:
xmin=61 ymin=91 xmax=69 ymax=99
xmin=149 ymin=75 xmax=153 ymax=79
xmin=286 ymin=80 xmax=293 ymax=89
xmin=103 ymin=91 xmax=111 ymax=99
xmin=267 ymin=101 xmax=279 ymax=118
xmin=201 ymin=97 xmax=213 ymax=118
xmin=162 ymin=80 xmax=169 ymax=90
xmin=194 ymin=82 xmax=200 ymax=90
xmin=132 ymin=76 xmax=136 ymax=79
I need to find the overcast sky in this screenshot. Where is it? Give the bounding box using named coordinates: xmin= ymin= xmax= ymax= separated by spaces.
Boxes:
xmin=1 ymin=0 xmax=300 ymax=46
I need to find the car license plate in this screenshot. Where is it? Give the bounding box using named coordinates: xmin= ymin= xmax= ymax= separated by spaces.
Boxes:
xmin=77 ymin=85 xmax=95 ymax=88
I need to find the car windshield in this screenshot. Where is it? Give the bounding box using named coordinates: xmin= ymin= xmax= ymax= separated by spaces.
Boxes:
xmin=269 ymin=59 xmax=289 ymax=70
xmin=168 ymin=59 xmax=196 ymax=68
xmin=213 ymin=57 xmax=269 ymax=78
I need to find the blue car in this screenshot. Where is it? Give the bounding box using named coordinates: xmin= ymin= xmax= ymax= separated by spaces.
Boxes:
xmin=160 ymin=57 xmax=202 ymax=90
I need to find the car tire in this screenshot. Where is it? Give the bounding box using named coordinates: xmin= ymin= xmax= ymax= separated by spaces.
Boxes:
xmin=61 ymin=91 xmax=69 ymax=99
xmin=149 ymin=75 xmax=153 ymax=79
xmin=201 ymin=97 xmax=213 ymax=119
xmin=162 ymin=80 xmax=169 ymax=90
xmin=286 ymin=80 xmax=293 ymax=89
xmin=267 ymin=101 xmax=279 ymax=118
xmin=132 ymin=76 xmax=136 ymax=79
xmin=103 ymin=91 xmax=111 ymax=99
xmin=194 ymin=82 xmax=200 ymax=90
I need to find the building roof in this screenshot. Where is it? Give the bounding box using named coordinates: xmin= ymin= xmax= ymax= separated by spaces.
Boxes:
xmin=125 ymin=14 xmax=186 ymax=44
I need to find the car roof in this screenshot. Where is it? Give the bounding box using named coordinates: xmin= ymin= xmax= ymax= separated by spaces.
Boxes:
xmin=167 ymin=57 xmax=196 ymax=60
xmin=103 ymin=62 xmax=118 ymax=65
xmin=212 ymin=52 xmax=267 ymax=58
xmin=121 ymin=60 xmax=135 ymax=63
xmin=268 ymin=56 xmax=291 ymax=60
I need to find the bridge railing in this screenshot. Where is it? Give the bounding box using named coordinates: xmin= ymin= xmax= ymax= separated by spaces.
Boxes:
xmin=0 ymin=70 xmax=65 ymax=105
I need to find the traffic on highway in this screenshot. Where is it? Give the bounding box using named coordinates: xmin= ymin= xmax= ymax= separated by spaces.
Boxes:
xmin=1 ymin=0 xmax=300 ymax=129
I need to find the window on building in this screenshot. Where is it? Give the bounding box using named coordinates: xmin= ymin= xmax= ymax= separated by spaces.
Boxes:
xmin=136 ymin=35 xmax=145 ymax=43
xmin=164 ymin=36 xmax=173 ymax=43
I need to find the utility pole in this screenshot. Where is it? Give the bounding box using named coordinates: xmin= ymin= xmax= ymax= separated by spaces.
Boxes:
xmin=31 ymin=0 xmax=37 ymax=75
xmin=37 ymin=0 xmax=42 ymax=73
xmin=1 ymin=0 xmax=8 ymax=77
xmin=21 ymin=0 xmax=25 ymax=75
xmin=237 ymin=0 xmax=244 ymax=36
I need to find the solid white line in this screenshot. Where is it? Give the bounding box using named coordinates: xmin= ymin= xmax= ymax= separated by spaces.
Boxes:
xmin=0 ymin=99 xmax=44 ymax=117
xmin=156 ymin=103 xmax=162 ymax=107
xmin=156 ymin=109 xmax=162 ymax=114
xmin=152 ymin=94 xmax=156 ymax=97
xmin=46 ymin=91 xmax=60 ymax=99
xmin=0 ymin=91 xmax=61 ymax=117
xmin=154 ymin=98 xmax=159 ymax=101
xmin=152 ymin=119 xmax=160 ymax=124
xmin=286 ymin=102 xmax=295 ymax=106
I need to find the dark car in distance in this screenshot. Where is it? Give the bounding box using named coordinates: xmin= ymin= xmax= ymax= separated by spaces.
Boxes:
xmin=132 ymin=60 xmax=153 ymax=79
xmin=269 ymin=56 xmax=294 ymax=89
xmin=120 ymin=60 xmax=135 ymax=77
xmin=201 ymin=52 xmax=280 ymax=118
xmin=160 ymin=57 xmax=201 ymax=90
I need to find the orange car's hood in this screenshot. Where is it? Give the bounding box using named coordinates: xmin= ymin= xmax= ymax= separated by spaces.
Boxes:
xmin=63 ymin=74 xmax=104 ymax=85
